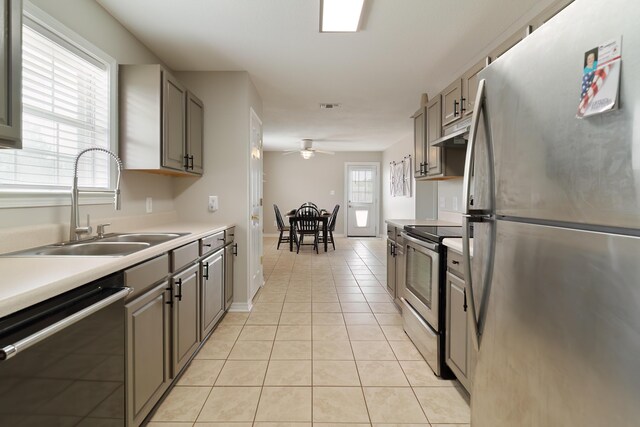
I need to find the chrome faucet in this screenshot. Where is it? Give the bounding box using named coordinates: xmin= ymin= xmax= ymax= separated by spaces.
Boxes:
xmin=70 ymin=148 xmax=123 ymax=241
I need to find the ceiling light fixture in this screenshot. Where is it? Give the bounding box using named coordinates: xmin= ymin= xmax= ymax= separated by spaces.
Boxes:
xmin=300 ymin=150 xmax=315 ymax=160
xmin=320 ymin=0 xmax=365 ymax=33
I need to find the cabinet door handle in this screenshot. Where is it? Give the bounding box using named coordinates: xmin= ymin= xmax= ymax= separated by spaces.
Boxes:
xmin=165 ymin=286 xmax=173 ymax=305
xmin=189 ymin=155 xmax=194 ymax=170
xmin=463 ymin=288 xmax=468 ymax=312
xmin=453 ymin=99 xmax=459 ymax=117
xmin=175 ymin=278 xmax=183 ymax=301
xmin=460 ymin=97 xmax=466 ymax=114
xmin=233 ymin=243 xmax=238 ymax=256
xmin=183 ymin=155 xmax=190 ymax=169
xmin=203 ymin=262 xmax=209 ymax=280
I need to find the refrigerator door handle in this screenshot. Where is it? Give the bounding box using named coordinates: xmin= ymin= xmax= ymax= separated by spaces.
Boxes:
xmin=462 ymin=78 xmax=490 ymax=352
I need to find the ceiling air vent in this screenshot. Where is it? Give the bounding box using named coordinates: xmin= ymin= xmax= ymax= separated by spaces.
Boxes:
xmin=320 ymin=103 xmax=341 ymax=109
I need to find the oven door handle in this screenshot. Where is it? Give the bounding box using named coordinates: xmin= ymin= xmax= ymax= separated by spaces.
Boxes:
xmin=400 ymin=232 xmax=438 ymax=251
xmin=0 ymin=287 xmax=132 ymax=361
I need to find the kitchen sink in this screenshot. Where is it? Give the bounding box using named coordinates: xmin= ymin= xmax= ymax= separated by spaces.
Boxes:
xmin=100 ymin=233 xmax=185 ymax=244
xmin=1 ymin=232 xmax=190 ymax=257
xmin=31 ymin=242 xmax=151 ymax=256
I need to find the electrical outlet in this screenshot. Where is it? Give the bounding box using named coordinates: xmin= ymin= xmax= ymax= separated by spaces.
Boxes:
xmin=208 ymin=196 xmax=218 ymax=212
xmin=330 ymin=190 xmax=335 ymax=196
xmin=145 ymin=197 xmax=153 ymax=213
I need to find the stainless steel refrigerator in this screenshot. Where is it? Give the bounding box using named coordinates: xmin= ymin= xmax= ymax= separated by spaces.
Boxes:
xmin=462 ymin=0 xmax=640 ymax=425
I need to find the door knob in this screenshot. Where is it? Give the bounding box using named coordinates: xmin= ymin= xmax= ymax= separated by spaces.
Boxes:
xmin=251 ymin=215 xmax=259 ymax=221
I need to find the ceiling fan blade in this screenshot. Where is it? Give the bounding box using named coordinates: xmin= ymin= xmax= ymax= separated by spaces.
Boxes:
xmin=315 ymin=150 xmax=335 ymax=155
xmin=282 ymin=151 xmax=299 ymax=156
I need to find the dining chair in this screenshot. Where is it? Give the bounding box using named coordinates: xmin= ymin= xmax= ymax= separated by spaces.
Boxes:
xmin=320 ymin=204 xmax=340 ymax=250
xmin=295 ymin=205 xmax=320 ymax=254
xmin=301 ymin=202 xmax=318 ymax=209
xmin=274 ymin=204 xmax=296 ymax=250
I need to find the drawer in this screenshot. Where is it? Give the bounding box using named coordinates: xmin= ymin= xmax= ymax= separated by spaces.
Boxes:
xmin=200 ymin=231 xmax=225 ymax=256
xmin=225 ymin=227 xmax=235 ymax=244
xmin=387 ymin=226 xmax=396 ymax=241
xmin=172 ymin=241 xmax=199 ymax=272
xmin=124 ymin=254 xmax=170 ymax=300
xmin=447 ymin=248 xmax=464 ymax=276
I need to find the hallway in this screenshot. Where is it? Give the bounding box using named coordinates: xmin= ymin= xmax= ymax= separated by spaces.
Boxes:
xmin=150 ymin=237 xmax=470 ymax=426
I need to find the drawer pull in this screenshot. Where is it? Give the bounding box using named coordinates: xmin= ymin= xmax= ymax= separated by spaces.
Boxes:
xmin=452 ymin=260 xmax=460 ymax=265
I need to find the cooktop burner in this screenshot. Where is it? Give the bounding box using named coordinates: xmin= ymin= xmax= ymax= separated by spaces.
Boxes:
xmin=403 ymin=225 xmax=465 ymax=242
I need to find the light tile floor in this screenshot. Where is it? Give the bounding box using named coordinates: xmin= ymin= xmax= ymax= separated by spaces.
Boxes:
xmin=150 ymin=237 xmax=470 ymax=427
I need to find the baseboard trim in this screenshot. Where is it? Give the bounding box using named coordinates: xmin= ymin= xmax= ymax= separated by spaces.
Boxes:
xmin=228 ymin=301 xmax=253 ymax=312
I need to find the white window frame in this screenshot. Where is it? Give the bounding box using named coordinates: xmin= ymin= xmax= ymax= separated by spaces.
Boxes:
xmin=0 ymin=1 xmax=118 ymax=208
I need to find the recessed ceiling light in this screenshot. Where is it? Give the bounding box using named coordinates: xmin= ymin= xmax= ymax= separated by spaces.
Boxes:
xmin=320 ymin=0 xmax=365 ymax=33
xmin=320 ymin=103 xmax=341 ymax=109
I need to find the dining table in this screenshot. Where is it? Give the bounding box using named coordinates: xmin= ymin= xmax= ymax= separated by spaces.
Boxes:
xmin=287 ymin=210 xmax=331 ymax=252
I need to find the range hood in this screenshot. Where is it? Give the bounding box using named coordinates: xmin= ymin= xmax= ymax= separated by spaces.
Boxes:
xmin=431 ymin=126 xmax=469 ymax=147
xmin=431 ymin=116 xmax=472 ymax=147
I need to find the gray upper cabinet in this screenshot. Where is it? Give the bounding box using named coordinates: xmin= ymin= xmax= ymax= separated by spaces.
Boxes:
xmin=172 ymin=263 xmax=200 ymax=376
xmin=489 ymin=25 xmax=531 ymax=62
xmin=530 ymin=0 xmax=573 ymax=32
xmin=412 ymin=106 xmax=427 ymax=178
xmin=201 ymin=249 xmax=224 ymax=339
xmin=425 ymin=95 xmax=442 ymax=176
xmin=442 ymin=79 xmax=462 ymax=126
xmin=461 ymin=58 xmax=488 ymax=117
xmin=0 ymin=0 xmax=22 ymax=149
xmin=119 ymin=64 xmax=203 ymax=176
xmin=126 ymin=281 xmax=172 ymax=427
xmin=162 ymin=72 xmax=187 ymax=171
xmin=186 ymin=91 xmax=204 ymax=175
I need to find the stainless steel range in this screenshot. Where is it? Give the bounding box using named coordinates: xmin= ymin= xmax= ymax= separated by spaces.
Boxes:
xmin=401 ymin=225 xmax=464 ymax=378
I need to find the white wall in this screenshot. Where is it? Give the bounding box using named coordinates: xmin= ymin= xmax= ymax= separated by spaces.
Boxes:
xmin=0 ymin=0 xmax=175 ymax=240
xmin=381 ymin=135 xmax=415 ymax=222
xmin=263 ymin=151 xmax=382 ymax=235
xmin=173 ymin=71 xmax=262 ymax=310
xmin=381 ymin=134 xmax=438 ymax=229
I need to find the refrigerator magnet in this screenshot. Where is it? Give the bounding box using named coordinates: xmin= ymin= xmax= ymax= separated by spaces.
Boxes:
xmin=577 ymin=37 xmax=622 ymax=118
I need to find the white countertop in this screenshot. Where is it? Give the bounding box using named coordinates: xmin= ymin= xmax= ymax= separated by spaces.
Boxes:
xmin=0 ymin=221 xmax=233 ymax=318
xmin=385 ymin=218 xmax=461 ymax=228
xmin=443 ymin=237 xmax=473 ymax=257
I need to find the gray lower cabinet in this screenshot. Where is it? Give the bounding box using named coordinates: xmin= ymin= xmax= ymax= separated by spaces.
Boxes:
xmin=126 ymin=281 xmax=172 ymax=427
xmin=201 ymin=249 xmax=224 ymax=338
xmin=172 ymin=264 xmax=200 ymax=375
xmin=394 ymin=235 xmax=405 ymax=302
xmin=0 ymin=0 xmax=21 ymax=149
xmin=446 ymin=272 xmax=469 ymax=387
xmin=224 ymin=242 xmax=236 ymax=310
xmin=445 ymin=248 xmax=474 ymax=393
xmin=386 ymin=237 xmax=396 ymax=298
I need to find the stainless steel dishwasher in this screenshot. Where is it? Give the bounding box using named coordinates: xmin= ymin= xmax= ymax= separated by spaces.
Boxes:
xmin=0 ymin=273 xmax=130 ymax=426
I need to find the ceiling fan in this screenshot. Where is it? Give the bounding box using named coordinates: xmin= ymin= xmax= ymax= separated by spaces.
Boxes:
xmin=283 ymin=139 xmax=335 ymax=159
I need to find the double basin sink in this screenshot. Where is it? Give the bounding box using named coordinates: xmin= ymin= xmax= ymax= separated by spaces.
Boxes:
xmin=3 ymin=233 xmax=190 ymax=257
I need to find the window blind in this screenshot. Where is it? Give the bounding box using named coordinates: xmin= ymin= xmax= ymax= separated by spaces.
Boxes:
xmin=0 ymin=19 xmax=112 ymax=190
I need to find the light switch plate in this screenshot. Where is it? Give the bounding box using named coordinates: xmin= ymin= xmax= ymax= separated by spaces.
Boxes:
xmin=330 ymin=190 xmax=335 ymax=196
xmin=208 ymin=196 xmax=218 ymax=212
xmin=145 ymin=197 xmax=153 ymax=213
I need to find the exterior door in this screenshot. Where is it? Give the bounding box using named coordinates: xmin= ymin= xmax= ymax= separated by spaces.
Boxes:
xmin=345 ymin=163 xmax=379 ymax=237
xmin=249 ymin=108 xmax=263 ymax=302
